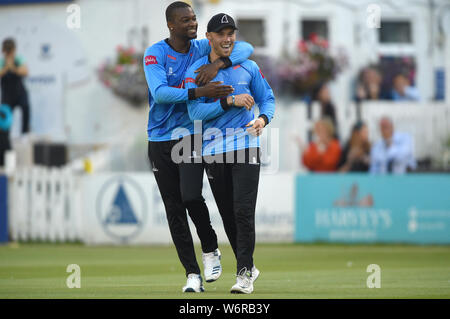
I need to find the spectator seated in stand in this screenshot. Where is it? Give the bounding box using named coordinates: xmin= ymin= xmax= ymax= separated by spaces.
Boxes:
xmin=301 ymin=117 xmax=341 ymax=172
xmin=370 ymin=116 xmax=417 ymax=174
xmin=391 ymin=73 xmax=421 ymax=102
xmin=312 ymin=82 xmax=339 ymax=139
xmin=338 ymin=121 xmax=371 ymax=172
xmin=355 ymin=66 xmax=382 ymax=101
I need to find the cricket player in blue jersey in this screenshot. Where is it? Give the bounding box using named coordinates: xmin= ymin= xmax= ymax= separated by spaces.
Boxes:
xmin=185 ymin=13 xmax=275 ymax=294
xmin=143 ymin=2 xmax=254 ymax=293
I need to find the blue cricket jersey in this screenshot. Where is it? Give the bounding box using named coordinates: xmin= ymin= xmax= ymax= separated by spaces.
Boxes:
xmin=143 ymin=39 xmax=253 ymax=141
xmin=185 ymin=57 xmax=275 ymax=156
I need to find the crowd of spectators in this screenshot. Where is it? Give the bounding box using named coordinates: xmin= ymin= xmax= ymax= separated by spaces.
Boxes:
xmin=297 ymin=115 xmax=416 ymax=174
xmin=355 ymin=66 xmax=421 ymax=102
xmin=296 ymin=63 xmax=420 ymax=174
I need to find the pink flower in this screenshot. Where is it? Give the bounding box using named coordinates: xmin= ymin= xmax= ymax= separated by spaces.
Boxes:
xmin=298 ymin=40 xmax=308 ymax=53
xmin=114 ymin=65 xmax=124 ymax=74
xmin=98 ymin=63 xmax=106 ymax=71
xmin=309 ymin=32 xmax=318 ymax=44
xmin=128 ymin=47 xmax=136 ymax=55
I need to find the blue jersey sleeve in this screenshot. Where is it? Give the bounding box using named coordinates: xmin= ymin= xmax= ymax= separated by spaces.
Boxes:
xmin=229 ymin=41 xmax=254 ymax=66
xmin=194 ymin=39 xmax=253 ymax=66
xmin=195 ymin=39 xmax=212 ymax=57
xmin=185 ymin=64 xmax=226 ymax=121
xmin=193 ymin=39 xmax=254 ymax=65
xmin=248 ymin=61 xmax=275 ymax=124
xmin=143 ymin=45 xmax=188 ymax=104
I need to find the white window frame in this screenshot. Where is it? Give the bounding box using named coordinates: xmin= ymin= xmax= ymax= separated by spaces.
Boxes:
xmin=234 ymin=11 xmax=271 ymax=55
xmin=377 ymin=17 xmax=415 ymax=56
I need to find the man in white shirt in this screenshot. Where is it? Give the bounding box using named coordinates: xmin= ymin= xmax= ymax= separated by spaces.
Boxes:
xmin=391 ymin=73 xmax=421 ymax=102
xmin=370 ymin=116 xmax=417 ymax=174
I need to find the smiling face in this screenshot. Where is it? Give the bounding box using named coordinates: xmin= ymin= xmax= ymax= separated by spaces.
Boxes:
xmin=167 ymin=6 xmax=198 ymax=40
xmin=393 ymin=74 xmax=409 ymax=95
xmin=206 ymin=27 xmax=236 ymax=58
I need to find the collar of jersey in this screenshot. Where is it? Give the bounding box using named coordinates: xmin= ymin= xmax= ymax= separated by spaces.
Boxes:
xmin=164 ymin=38 xmax=192 ymax=56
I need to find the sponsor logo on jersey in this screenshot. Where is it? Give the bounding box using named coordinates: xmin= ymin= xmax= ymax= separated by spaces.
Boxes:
xmin=145 ymin=55 xmax=157 ymax=65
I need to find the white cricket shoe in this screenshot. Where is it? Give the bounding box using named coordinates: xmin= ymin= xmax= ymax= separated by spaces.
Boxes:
xmin=230 ymin=268 xmax=254 ymax=294
xmin=202 ymin=248 xmax=222 ymax=283
xmin=182 ymin=274 xmax=204 ymax=293
xmin=251 ymin=265 xmax=260 ymax=283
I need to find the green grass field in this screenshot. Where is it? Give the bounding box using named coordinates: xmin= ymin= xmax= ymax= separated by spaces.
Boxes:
xmin=0 ymin=242 xmax=449 ymax=299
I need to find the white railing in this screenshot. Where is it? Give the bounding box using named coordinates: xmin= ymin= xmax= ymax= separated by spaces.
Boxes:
xmin=9 ymin=167 xmax=83 ymax=242
xmin=359 ymin=102 xmax=450 ymax=160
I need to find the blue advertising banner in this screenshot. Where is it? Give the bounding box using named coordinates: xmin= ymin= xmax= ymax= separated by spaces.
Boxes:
xmin=0 ymin=175 xmax=8 ymax=243
xmin=295 ymin=174 xmax=450 ymax=244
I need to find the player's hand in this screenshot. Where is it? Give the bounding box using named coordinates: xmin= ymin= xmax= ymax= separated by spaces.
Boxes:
xmin=4 ymin=56 xmax=15 ymax=70
xmin=245 ymin=117 xmax=266 ymax=136
xmin=196 ymin=81 xmax=234 ymax=98
xmin=228 ymin=94 xmax=254 ymax=110
xmin=194 ymin=63 xmax=221 ymax=86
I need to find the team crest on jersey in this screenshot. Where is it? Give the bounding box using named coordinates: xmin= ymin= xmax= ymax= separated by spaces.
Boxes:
xmin=145 ymin=55 xmax=157 ymax=65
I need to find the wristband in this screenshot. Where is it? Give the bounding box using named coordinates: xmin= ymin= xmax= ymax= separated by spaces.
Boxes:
xmin=220 ymin=98 xmax=232 ymax=110
xmin=231 ymin=95 xmax=235 ymax=106
xmin=259 ymin=114 xmax=269 ymax=127
xmin=188 ymin=88 xmax=196 ymax=100
xmin=220 ymin=57 xmax=232 ymax=68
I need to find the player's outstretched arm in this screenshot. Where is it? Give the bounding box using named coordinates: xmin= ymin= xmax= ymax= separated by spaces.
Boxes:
xmin=194 ymin=40 xmax=254 ymax=86
xmin=143 ymin=45 xmax=235 ymax=104
xmin=186 ymin=62 xmax=254 ymax=122
xmin=185 ymin=72 xmax=229 ymax=121
xmin=143 ymin=47 xmax=190 ymax=104
xmin=187 ymin=90 xmax=254 ymax=122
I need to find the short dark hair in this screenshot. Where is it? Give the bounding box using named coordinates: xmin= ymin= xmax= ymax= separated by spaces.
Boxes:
xmin=2 ymin=38 xmax=15 ymax=54
xmin=166 ymin=1 xmax=191 ymax=23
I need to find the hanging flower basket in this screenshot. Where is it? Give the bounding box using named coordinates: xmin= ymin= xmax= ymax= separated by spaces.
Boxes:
xmin=98 ymin=45 xmax=148 ymax=106
xmin=276 ymin=33 xmax=349 ymax=97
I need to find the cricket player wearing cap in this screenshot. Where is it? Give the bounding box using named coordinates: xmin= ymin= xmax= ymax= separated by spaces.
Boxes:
xmin=143 ymin=2 xmax=254 ymax=293
xmin=185 ymin=13 xmax=276 ymax=294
